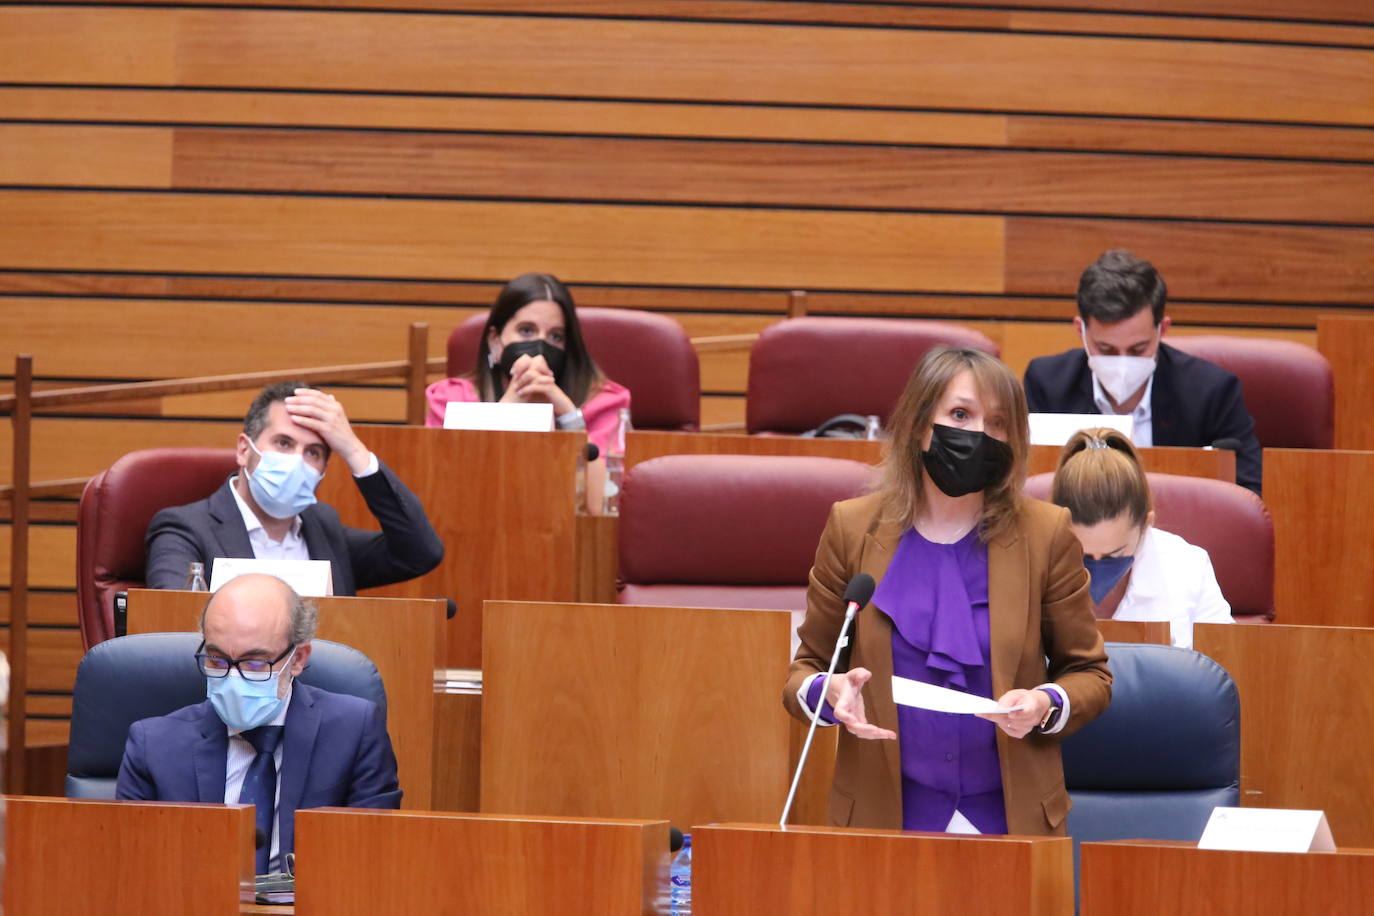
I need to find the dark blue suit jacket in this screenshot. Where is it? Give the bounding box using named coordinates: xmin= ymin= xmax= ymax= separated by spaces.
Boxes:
xmin=143 ymin=461 xmax=443 ymax=595
xmin=1023 ymin=343 xmax=1262 ymax=495
xmin=115 ymin=682 xmax=402 ymax=860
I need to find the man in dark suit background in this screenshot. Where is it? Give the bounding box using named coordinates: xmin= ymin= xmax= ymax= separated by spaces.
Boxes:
xmin=117 ymin=574 xmax=401 ymax=874
xmin=1023 ymin=249 xmax=1262 ymax=494
xmin=145 ymin=380 xmax=444 ymax=593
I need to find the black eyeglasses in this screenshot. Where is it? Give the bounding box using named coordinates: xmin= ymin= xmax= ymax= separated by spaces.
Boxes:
xmin=195 ymin=642 xmax=296 ymax=682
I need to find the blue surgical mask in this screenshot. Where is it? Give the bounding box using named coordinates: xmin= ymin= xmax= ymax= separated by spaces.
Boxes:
xmin=1084 ymin=555 xmax=1135 ymax=604
xmin=206 ymin=648 xmax=296 ymax=732
xmin=245 ymin=439 xmax=323 ymax=519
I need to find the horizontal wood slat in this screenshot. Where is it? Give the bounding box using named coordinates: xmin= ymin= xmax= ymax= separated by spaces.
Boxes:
xmin=0 ymin=525 xmax=76 ymax=590
xmin=160 ymin=128 xmax=1374 ymax=225
xmin=43 ymin=0 xmax=1374 ymax=30
xmin=0 ymin=417 xmax=237 ymax=483
xmin=1005 ymin=218 xmax=1374 ymax=304
xmin=0 ymin=591 xmax=79 ymax=627
xmin=0 ymin=626 xmax=85 ymax=693
xmin=2 ymin=9 xmax=1369 ymax=125
xmin=0 ymin=191 xmax=1008 ymax=292
xmin=6 ymin=88 xmax=1371 ymax=163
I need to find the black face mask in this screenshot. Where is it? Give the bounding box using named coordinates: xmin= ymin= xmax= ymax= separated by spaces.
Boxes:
xmin=920 ymin=424 xmax=1014 ymax=498
xmin=496 ymin=339 xmax=567 ymax=388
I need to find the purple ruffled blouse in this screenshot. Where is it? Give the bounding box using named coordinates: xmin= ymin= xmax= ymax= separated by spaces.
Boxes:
xmin=872 ymin=526 xmax=1008 ymax=834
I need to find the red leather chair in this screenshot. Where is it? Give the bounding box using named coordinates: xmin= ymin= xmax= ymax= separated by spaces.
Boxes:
xmin=745 ymin=317 xmax=999 ymax=434
xmin=76 ymin=448 xmax=238 ymax=649
xmin=1026 ymin=472 xmax=1274 ymax=622
xmin=1166 ymin=336 xmax=1333 ymax=449
xmin=445 ymin=308 xmax=700 ymax=431
xmin=618 ymin=454 xmax=874 ymax=611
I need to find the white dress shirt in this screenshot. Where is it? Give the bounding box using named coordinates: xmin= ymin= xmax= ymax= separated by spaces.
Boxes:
xmin=1113 ymin=526 xmax=1233 ymax=648
xmin=224 ymin=685 xmax=292 ymax=873
xmin=227 ymin=452 xmax=379 ymax=560
xmin=1091 ymin=374 xmax=1154 ymax=447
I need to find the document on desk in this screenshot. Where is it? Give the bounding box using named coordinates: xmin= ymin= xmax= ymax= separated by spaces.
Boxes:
xmin=891 ymin=676 xmax=1025 ymax=715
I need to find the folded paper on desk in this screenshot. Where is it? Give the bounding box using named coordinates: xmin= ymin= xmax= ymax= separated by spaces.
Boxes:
xmin=892 ymin=677 xmax=1025 ymax=715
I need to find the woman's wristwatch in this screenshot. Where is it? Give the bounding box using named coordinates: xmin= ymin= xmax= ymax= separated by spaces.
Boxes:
xmin=1036 ymin=688 xmax=1063 ymax=732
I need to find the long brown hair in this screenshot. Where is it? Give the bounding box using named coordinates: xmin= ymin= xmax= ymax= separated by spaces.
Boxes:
xmin=1051 ymin=427 xmax=1152 ymax=527
xmin=876 ymin=347 xmax=1029 ymax=542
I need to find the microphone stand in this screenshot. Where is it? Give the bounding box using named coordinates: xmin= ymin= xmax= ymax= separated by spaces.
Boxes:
xmin=779 ymin=600 xmax=859 ymax=828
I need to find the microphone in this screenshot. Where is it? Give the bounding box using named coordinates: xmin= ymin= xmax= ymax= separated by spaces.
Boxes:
xmin=1210 ymin=438 xmax=1243 ymax=452
xmin=779 ymin=574 xmax=876 ymax=827
xmin=669 ymin=826 xmax=684 ymax=853
xmin=255 ymin=828 xmax=267 ymax=850
xmin=586 ymin=443 xmax=600 ymax=462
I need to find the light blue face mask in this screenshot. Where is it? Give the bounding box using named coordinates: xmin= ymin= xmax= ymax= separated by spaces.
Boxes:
xmin=244 ymin=439 xmax=323 ymax=519
xmin=206 ymin=648 xmax=296 ymax=732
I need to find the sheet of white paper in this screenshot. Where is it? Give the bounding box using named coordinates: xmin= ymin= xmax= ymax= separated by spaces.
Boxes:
xmin=1198 ymin=807 xmax=1335 ymax=853
xmin=1028 ymin=412 xmax=1133 ymax=447
xmin=891 ymin=676 xmax=1024 ymax=715
xmin=443 ymin=400 xmax=554 ymax=432
xmin=209 ymin=558 xmax=333 ymax=597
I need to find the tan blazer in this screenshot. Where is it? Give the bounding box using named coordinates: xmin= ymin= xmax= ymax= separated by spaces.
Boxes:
xmin=783 ymin=492 xmax=1111 ymax=836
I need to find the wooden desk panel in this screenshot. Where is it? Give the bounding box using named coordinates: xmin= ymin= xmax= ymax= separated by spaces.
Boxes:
xmin=1097 ymin=619 xmax=1172 ymax=645
xmin=5 ymin=796 xmax=254 ymax=916
xmin=294 ymin=808 xmax=666 ymax=915
xmin=1318 ymin=316 xmax=1374 ymax=451
xmin=1030 ymin=444 xmax=1235 ymax=482
xmin=431 ymin=689 xmax=481 ymax=813
xmin=1265 ymin=449 xmax=1374 ymax=627
xmin=1194 ymin=622 xmax=1374 ymax=847
xmin=481 ymin=601 xmax=793 ymax=828
xmin=694 ymin=823 xmax=1072 ymax=915
xmin=1080 ymin=839 xmax=1374 ymax=915
xmin=126 ymin=589 xmax=441 ymax=810
xmin=316 ymin=425 xmax=584 ymax=668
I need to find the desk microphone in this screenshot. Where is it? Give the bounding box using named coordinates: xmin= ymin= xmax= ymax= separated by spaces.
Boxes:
xmin=778 ymin=573 xmax=876 ymax=827
xmin=1210 ymin=438 xmax=1243 ymax=452
xmin=255 ymin=828 xmax=267 ymax=850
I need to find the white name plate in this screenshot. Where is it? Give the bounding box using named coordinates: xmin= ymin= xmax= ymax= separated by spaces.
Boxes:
xmin=208 ymin=558 xmax=334 ymax=598
xmin=1198 ymin=806 xmax=1335 ymax=854
xmin=443 ymin=400 xmax=554 ymax=432
xmin=1028 ymin=412 xmax=1133 ymax=447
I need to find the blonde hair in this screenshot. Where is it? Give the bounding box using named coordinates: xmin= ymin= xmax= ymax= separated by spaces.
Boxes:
xmin=1051 ymin=427 xmax=1152 ymax=527
xmin=876 ymin=347 xmax=1029 ymax=542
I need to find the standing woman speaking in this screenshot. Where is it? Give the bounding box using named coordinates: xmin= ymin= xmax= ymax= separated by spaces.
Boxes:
xmin=783 ymin=347 xmax=1111 ymax=836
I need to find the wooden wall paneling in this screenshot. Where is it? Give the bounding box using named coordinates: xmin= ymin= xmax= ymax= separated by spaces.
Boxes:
xmin=1005 ymin=218 xmax=1374 ymax=305
xmin=0 ymin=626 xmax=84 ymax=693
xmin=1266 ymin=449 xmax=1374 ymax=626
xmin=5 ymin=797 xmax=255 ymax=916
xmin=0 ymin=191 xmax=1008 ymax=292
xmin=625 ymin=431 xmax=882 ymax=471
xmin=8 ymin=85 xmax=1372 ymax=165
xmin=0 ymin=525 xmax=76 ymax=590
xmin=701 ymin=395 xmax=747 ymax=428
xmin=0 ymin=125 xmax=174 ymax=188
xmin=166 ymin=128 xmax=1374 ymax=225
xmin=7 ymin=10 xmax=1371 ymax=124
xmin=0 ymin=591 xmax=78 ymax=627
xmin=1080 ymin=840 xmax=1374 ymax=916
xmin=1194 ymin=623 xmax=1374 ymax=847
xmin=931 ymin=0 xmax=1374 ymax=24
xmin=1318 ymin=316 xmax=1374 ymax=450
xmin=0 ymin=417 xmax=237 ymax=482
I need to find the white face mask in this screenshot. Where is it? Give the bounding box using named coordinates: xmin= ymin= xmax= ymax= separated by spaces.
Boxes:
xmin=1083 ymin=326 xmax=1159 ymax=406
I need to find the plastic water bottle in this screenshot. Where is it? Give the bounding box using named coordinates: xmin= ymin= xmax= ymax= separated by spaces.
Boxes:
xmin=669 ymin=834 xmax=691 ymax=915
xmin=602 ymin=407 xmax=632 ymax=516
xmin=864 ymin=414 xmax=882 ymax=440
xmin=185 ymin=561 xmax=209 ymax=592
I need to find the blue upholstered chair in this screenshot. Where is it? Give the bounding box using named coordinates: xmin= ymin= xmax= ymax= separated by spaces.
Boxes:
xmin=66 ymin=632 xmax=387 ymax=799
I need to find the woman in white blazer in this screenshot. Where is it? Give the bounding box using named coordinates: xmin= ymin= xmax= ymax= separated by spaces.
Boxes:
xmin=1050 ymin=428 xmax=1232 ymax=648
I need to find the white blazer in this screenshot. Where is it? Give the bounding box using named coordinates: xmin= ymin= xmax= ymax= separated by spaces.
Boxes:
xmin=1113 ymin=527 xmax=1233 ymax=649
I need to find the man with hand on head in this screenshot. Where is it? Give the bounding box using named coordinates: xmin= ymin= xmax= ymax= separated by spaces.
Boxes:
xmin=117 ymin=574 xmax=402 ymax=875
xmin=145 ymin=380 xmax=444 ymax=593
xmin=1022 ymin=249 xmax=1262 ymax=494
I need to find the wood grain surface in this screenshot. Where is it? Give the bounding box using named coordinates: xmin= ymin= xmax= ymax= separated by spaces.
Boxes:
xmin=1318 ymin=317 xmax=1374 ymax=451
xmin=1194 ymin=622 xmax=1374 ymax=847
xmin=480 ymin=601 xmax=794 ymax=828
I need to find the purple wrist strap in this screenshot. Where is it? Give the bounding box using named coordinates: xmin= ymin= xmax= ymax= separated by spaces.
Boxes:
xmin=804 ymin=675 xmax=839 ymax=725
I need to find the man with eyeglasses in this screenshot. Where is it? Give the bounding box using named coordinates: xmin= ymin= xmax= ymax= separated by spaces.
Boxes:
xmin=116 ymin=574 xmax=401 ymax=875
